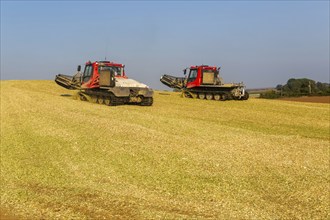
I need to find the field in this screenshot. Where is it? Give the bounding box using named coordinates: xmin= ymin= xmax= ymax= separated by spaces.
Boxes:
xmin=1 ymin=80 xmax=329 ymax=219
xmin=279 ymin=96 xmax=330 ymax=104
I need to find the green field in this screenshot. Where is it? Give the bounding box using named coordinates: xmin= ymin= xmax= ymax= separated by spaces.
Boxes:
xmin=1 ymin=80 xmax=329 ymax=219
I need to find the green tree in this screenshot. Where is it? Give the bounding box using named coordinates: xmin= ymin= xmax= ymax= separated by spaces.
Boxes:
xmin=261 ymin=78 xmax=329 ymax=99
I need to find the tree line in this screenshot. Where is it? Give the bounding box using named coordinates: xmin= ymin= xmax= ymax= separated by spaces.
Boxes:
xmin=260 ymin=78 xmax=330 ymax=99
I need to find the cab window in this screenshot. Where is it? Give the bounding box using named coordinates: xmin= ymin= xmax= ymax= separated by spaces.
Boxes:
xmin=188 ymin=69 xmax=197 ymax=83
xmin=83 ymin=65 xmax=93 ymax=83
xmin=98 ymin=66 xmax=123 ymax=76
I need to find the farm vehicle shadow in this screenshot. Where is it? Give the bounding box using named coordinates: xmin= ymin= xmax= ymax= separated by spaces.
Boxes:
xmin=60 ymin=94 xmax=73 ymax=97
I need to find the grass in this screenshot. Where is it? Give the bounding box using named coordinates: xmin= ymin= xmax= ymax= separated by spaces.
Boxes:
xmin=1 ymin=80 xmax=329 ymax=219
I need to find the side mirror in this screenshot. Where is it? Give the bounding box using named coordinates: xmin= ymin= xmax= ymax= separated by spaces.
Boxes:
xmin=183 ymin=69 xmax=187 ymax=75
xmin=77 ymin=65 xmax=81 ymax=72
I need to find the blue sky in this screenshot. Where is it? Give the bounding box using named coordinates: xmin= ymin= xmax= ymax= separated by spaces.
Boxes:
xmin=1 ymin=1 xmax=329 ymax=89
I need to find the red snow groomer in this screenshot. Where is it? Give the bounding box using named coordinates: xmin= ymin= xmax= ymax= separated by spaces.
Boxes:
xmin=160 ymin=65 xmax=249 ymax=101
xmin=55 ymin=61 xmax=153 ymax=106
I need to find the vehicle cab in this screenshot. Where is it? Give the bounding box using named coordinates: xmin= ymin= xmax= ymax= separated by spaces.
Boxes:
xmin=185 ymin=65 xmax=221 ymax=89
xmin=80 ymin=61 xmax=126 ymax=89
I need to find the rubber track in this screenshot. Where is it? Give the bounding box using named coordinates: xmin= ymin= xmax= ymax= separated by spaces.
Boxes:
xmin=79 ymin=91 xmax=152 ymax=106
xmin=140 ymin=97 xmax=153 ymax=106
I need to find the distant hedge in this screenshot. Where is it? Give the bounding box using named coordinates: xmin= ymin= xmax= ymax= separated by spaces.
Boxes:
xmin=260 ymin=78 xmax=330 ymax=99
xmin=259 ymin=90 xmax=281 ymax=99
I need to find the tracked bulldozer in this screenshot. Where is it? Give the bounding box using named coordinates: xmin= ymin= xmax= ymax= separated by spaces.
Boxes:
xmin=160 ymin=65 xmax=249 ymax=101
xmin=55 ymin=61 xmax=153 ymax=106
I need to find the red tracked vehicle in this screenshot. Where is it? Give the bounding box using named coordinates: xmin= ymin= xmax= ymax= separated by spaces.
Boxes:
xmin=160 ymin=65 xmax=249 ymax=101
xmin=55 ymin=61 xmax=153 ymax=106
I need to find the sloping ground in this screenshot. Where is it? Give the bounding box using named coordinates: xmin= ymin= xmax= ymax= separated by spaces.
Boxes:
xmin=1 ymin=80 xmax=329 ymax=219
xmin=0 ymin=208 xmax=18 ymax=220
xmin=279 ymin=96 xmax=330 ymax=104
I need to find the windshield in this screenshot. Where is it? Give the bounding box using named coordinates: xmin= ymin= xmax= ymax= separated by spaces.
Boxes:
xmin=188 ymin=69 xmax=198 ymax=83
xmin=98 ymin=66 xmax=123 ymax=76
